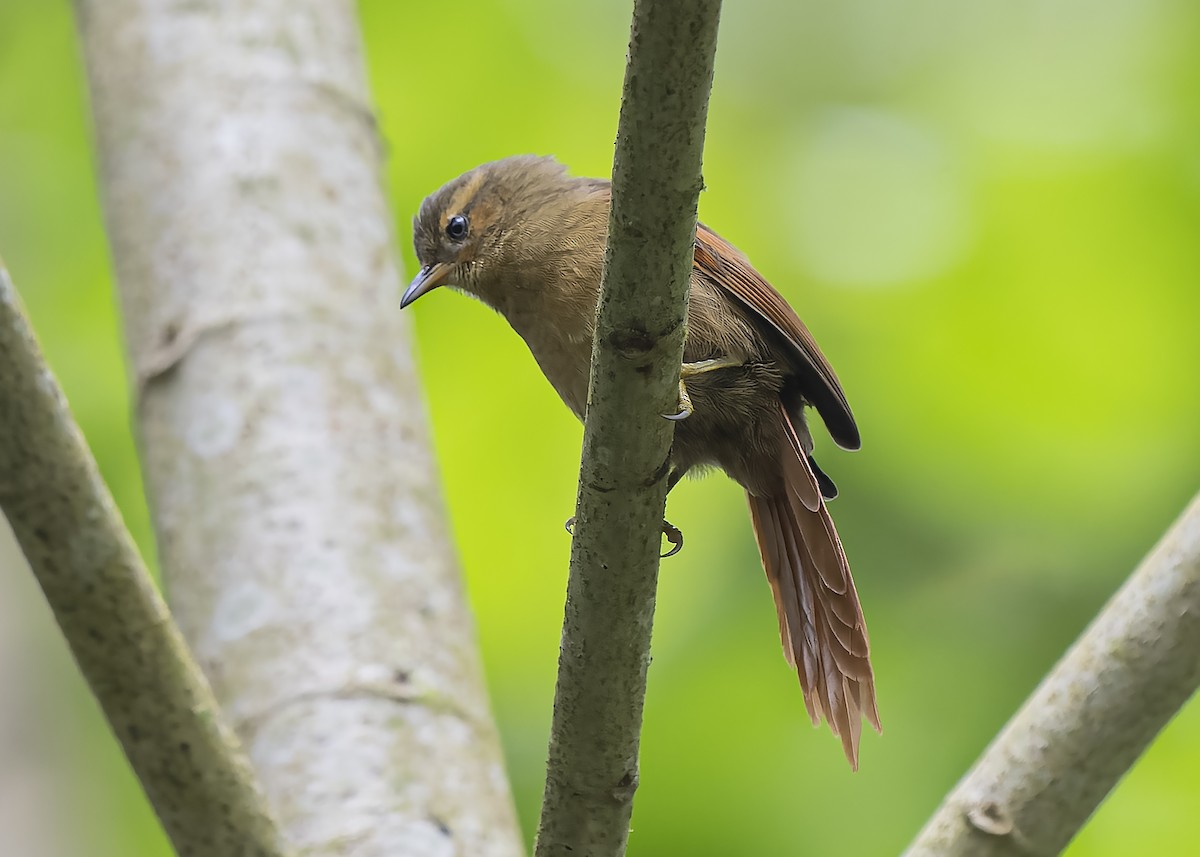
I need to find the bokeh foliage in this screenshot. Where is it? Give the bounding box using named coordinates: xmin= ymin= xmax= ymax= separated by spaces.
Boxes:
xmin=1 ymin=0 xmax=1197 ymax=854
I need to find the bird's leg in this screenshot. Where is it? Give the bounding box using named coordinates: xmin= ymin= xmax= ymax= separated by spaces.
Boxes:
xmin=566 ymin=467 xmax=691 ymax=558
xmin=564 ymin=515 xmax=685 ymax=558
xmin=666 ymin=466 xmax=689 ymax=494
xmin=664 ymin=357 xmax=745 ymax=421
xmin=660 ymin=466 xmax=690 ymax=558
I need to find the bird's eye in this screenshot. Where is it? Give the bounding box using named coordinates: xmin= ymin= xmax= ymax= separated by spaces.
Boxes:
xmin=445 ymin=214 xmax=469 ymax=241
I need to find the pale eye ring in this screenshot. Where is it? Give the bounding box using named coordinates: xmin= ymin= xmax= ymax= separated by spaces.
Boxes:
xmin=445 ymin=214 xmax=469 ymax=241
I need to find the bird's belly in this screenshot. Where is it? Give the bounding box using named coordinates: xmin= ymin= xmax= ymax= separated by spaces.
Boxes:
xmin=670 ymin=362 xmax=791 ymax=497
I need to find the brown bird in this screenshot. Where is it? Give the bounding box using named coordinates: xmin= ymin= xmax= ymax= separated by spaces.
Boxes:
xmin=402 ymin=155 xmax=880 ymax=767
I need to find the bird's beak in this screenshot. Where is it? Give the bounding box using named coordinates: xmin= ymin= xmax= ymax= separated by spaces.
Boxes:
xmin=400 ymin=263 xmax=452 ymax=308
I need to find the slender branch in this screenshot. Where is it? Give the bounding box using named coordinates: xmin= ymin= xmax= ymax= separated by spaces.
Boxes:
xmin=0 ymin=264 xmax=288 ymax=857
xmin=72 ymin=2 xmax=522 ymax=854
xmin=905 ymin=492 xmax=1200 ymax=856
xmin=533 ymin=1 xmax=722 ymax=854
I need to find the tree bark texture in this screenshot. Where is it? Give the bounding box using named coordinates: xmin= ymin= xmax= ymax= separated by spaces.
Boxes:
xmin=534 ymin=1 xmax=723 ymax=855
xmin=72 ymin=3 xmax=522 ymax=854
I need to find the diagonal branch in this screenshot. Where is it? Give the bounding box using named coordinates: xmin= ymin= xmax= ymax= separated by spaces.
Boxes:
xmin=0 ymin=263 xmax=289 ymax=857
xmin=905 ymin=491 xmax=1200 ymax=857
xmin=533 ymin=1 xmax=723 ymax=855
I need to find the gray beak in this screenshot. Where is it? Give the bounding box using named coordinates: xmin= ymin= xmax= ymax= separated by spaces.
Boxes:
xmin=400 ymin=263 xmax=452 ymax=308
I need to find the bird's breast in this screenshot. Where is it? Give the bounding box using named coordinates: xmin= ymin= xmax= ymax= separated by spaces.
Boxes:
xmin=504 ymin=301 xmax=595 ymax=421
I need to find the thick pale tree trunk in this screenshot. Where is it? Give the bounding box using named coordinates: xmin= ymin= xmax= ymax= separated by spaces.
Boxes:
xmin=73 ymin=2 xmax=522 ymax=854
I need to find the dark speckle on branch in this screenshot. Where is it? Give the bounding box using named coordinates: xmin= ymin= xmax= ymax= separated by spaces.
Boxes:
xmin=606 ymin=327 xmax=655 ymax=357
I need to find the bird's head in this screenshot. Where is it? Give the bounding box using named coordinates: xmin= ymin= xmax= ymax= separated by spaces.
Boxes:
xmin=402 ymin=155 xmax=589 ymax=308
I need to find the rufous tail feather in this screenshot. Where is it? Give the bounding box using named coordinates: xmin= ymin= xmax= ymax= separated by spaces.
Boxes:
xmin=746 ymin=404 xmax=880 ymax=769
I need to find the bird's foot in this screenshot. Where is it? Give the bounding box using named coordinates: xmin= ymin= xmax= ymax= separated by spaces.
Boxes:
xmin=662 ymin=357 xmax=744 ymax=420
xmin=565 ymin=516 xmax=684 ymax=558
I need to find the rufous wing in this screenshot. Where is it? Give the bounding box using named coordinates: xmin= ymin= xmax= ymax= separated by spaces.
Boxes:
xmin=693 ymin=225 xmax=860 ymax=451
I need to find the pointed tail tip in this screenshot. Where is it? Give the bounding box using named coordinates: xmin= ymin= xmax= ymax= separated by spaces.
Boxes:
xmin=746 ymin=481 xmax=881 ymax=771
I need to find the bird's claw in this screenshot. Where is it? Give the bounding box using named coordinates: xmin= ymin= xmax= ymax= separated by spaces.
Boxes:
xmin=663 ymin=379 xmax=694 ymax=421
xmin=661 ymin=519 xmax=684 ymax=558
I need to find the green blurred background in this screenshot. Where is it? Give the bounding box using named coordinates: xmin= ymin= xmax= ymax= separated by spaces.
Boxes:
xmin=2 ymin=0 xmax=1198 ymax=854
